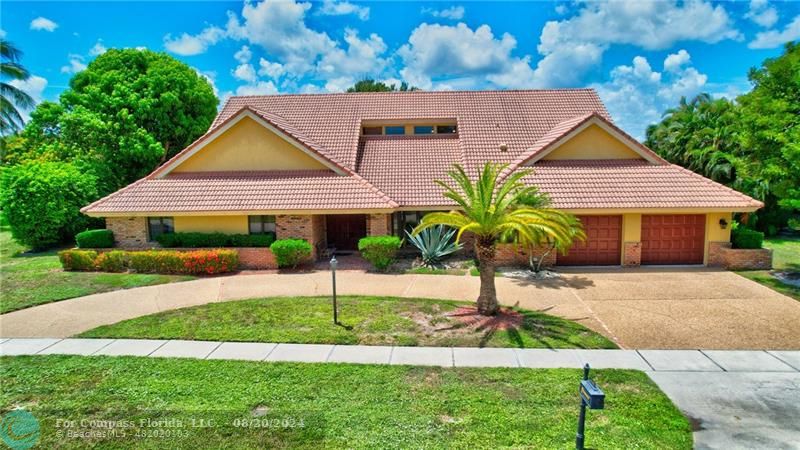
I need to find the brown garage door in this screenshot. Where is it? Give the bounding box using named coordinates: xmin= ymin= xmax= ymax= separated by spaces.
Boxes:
xmin=558 ymin=215 xmax=621 ymax=266
xmin=641 ymin=214 xmax=705 ymax=264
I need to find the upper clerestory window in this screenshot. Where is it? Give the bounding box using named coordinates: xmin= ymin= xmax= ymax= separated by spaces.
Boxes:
xmin=413 ymin=126 xmax=434 ymax=135
xmin=362 ymin=126 xmax=382 ymax=135
xmin=384 ymin=126 xmax=406 ymax=135
xmin=436 ymin=125 xmax=457 ymax=134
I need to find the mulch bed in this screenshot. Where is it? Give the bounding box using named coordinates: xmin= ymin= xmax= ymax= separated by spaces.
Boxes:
xmin=448 ymin=306 xmax=524 ymax=331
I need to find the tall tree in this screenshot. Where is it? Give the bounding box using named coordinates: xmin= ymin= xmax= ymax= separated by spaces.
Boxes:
xmin=347 ymin=79 xmax=417 ymax=92
xmin=0 ymin=40 xmax=34 ymax=136
xmin=413 ymin=163 xmax=582 ymax=315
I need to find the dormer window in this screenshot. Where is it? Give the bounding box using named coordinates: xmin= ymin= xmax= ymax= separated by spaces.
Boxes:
xmin=362 ymin=126 xmax=382 ymax=135
xmin=361 ymin=121 xmax=458 ymax=136
xmin=436 ymin=125 xmax=457 ymax=134
xmin=413 ymin=126 xmax=434 ymax=135
xmin=384 ymin=126 xmax=406 ymax=135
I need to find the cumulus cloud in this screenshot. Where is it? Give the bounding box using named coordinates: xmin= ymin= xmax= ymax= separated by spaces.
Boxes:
xmin=421 ymin=6 xmax=465 ymax=20
xmin=318 ymin=0 xmax=369 ymax=21
xmin=235 ymin=80 xmax=279 ymax=96
xmin=317 ymin=28 xmax=388 ymax=83
xmin=9 ymin=75 xmax=48 ymax=122
xmin=60 ymin=54 xmax=87 ymax=74
xmin=257 ymin=58 xmax=286 ymax=79
xmin=234 ymin=45 xmax=252 ymax=63
xmin=233 ymin=63 xmax=257 ymax=83
xmin=89 ymin=41 xmax=107 ymax=56
xmin=593 ymin=51 xmax=709 ymax=139
xmin=745 ymin=0 xmax=779 ymax=28
xmin=30 ymin=16 xmax=58 ymax=32
xmin=749 ymin=15 xmax=800 ymax=49
xmin=163 ymin=26 xmax=225 ymax=56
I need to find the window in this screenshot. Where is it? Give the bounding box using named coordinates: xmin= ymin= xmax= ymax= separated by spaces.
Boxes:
xmin=413 ymin=126 xmax=434 ymax=135
xmin=249 ymin=215 xmax=276 ymax=234
xmin=362 ymin=126 xmax=382 ymax=135
xmin=148 ymin=217 xmax=174 ymax=241
xmin=384 ymin=126 xmax=406 ymax=135
xmin=392 ymin=211 xmax=428 ymax=236
xmin=436 ymin=125 xmax=457 ymax=134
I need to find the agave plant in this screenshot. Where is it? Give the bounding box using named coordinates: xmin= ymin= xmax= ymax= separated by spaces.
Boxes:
xmin=405 ymin=225 xmax=462 ymax=268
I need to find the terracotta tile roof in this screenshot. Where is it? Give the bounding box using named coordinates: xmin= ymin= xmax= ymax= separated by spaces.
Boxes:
xmin=356 ymin=135 xmax=462 ymax=206
xmin=81 ymin=171 xmax=396 ymax=213
xmin=528 ymin=160 xmax=764 ymax=210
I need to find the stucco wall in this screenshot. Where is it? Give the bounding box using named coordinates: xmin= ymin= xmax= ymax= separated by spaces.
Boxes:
xmin=174 ymin=216 xmax=248 ymax=234
xmin=173 ymin=117 xmax=329 ymax=172
xmin=542 ymin=124 xmax=642 ymax=160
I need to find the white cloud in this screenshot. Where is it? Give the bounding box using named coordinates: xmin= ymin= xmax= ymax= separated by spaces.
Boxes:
xmin=194 ymin=69 xmax=220 ymax=98
xmin=8 ymin=75 xmax=48 ymax=122
xmin=233 ymin=63 xmax=257 ymax=83
xmin=749 ymin=15 xmax=800 ymax=49
xmin=663 ymin=49 xmax=690 ymax=73
xmin=318 ymin=0 xmax=369 ymax=21
xmin=593 ymin=52 xmax=709 ymax=139
xmin=163 ymin=26 xmax=225 ymax=56
xmin=60 ymin=54 xmax=87 ymax=74
xmin=257 ymin=58 xmax=286 ymax=79
xmin=533 ymin=1 xmax=740 ymax=87
xmin=554 ymin=4 xmax=568 ymax=15
xmin=317 ymin=28 xmax=388 ymax=81
xmin=745 ymin=0 xmax=779 ymax=28
xmin=421 ymin=6 xmax=465 ymax=20
xmin=0 ymin=29 xmax=6 ymax=39
xmin=89 ymin=41 xmax=107 ymax=56
xmin=234 ymin=45 xmax=252 ymax=63
xmin=235 ymin=80 xmax=279 ymax=96
xmin=30 ymin=16 xmax=58 ymax=32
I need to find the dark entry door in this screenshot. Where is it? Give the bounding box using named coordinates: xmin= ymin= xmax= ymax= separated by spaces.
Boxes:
xmin=326 ymin=215 xmax=367 ymax=250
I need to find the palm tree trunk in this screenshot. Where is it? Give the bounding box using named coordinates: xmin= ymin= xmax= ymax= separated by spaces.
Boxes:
xmin=475 ymin=237 xmax=498 ymax=315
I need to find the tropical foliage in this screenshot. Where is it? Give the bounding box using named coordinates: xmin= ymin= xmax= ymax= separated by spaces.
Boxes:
xmin=347 ymin=78 xmax=417 ymax=92
xmin=414 ymin=163 xmax=583 ymax=315
xmin=0 ymin=40 xmax=34 ymax=136
xmin=646 ymin=42 xmax=800 ymax=234
xmin=405 ymin=225 xmax=462 ymax=268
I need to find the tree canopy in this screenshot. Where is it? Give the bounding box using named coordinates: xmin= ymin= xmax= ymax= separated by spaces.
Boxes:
xmin=646 ymin=42 xmax=800 ymax=233
xmin=346 ymin=79 xmax=417 ymax=92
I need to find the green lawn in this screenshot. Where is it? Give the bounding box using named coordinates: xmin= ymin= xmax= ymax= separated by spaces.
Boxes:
xmin=0 ymin=355 xmax=691 ymax=449
xmin=79 ymin=296 xmax=616 ymax=349
xmin=0 ymin=221 xmax=194 ymax=314
xmin=737 ymin=236 xmax=800 ymax=301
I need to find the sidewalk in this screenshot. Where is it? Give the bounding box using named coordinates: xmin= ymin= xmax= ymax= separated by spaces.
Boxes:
xmin=2 ymin=338 xmax=799 ymax=372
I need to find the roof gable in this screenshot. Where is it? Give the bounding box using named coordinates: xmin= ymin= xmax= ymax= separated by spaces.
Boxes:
xmin=542 ymin=123 xmax=643 ymax=160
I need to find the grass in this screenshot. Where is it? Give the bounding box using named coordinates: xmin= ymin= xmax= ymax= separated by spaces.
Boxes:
xmin=405 ymin=267 xmax=467 ymax=276
xmin=0 ymin=219 xmax=194 ymax=314
xmin=0 ymin=355 xmax=691 ymax=449
xmin=736 ymin=236 xmax=800 ymax=301
xmin=79 ymin=296 xmax=617 ymax=349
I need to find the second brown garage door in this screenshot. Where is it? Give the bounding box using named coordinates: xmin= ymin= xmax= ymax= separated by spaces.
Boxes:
xmin=641 ymin=214 xmax=705 ymax=264
xmin=558 ymin=215 xmax=621 ymax=266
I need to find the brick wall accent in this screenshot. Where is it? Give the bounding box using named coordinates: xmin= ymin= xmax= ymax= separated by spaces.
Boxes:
xmin=495 ymin=243 xmax=556 ymax=268
xmin=236 ymin=248 xmax=278 ymax=269
xmin=707 ymin=241 xmax=731 ymax=267
xmin=276 ymin=214 xmax=324 ymax=259
xmin=720 ymin=247 xmax=773 ymax=270
xmin=106 ymin=217 xmax=149 ymax=248
xmin=623 ymin=242 xmax=641 ymax=267
xmin=366 ymin=213 xmax=391 ymax=236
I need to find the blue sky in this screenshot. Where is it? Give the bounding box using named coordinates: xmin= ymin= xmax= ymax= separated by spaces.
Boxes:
xmin=4 ymin=0 xmax=800 ymax=137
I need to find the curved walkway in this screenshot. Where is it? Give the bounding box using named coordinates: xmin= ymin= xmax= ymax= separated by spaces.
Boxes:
xmin=2 ymin=268 xmax=800 ymax=349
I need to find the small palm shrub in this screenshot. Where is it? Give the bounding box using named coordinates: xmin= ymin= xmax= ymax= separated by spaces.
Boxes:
xmin=405 ymin=225 xmax=462 ymax=268
xmin=75 ymin=229 xmax=115 ymax=248
xmin=358 ymin=235 xmax=402 ymax=271
xmin=270 ymin=239 xmax=312 ymax=268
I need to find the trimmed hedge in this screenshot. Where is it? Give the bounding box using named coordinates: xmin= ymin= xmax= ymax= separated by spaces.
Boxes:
xmin=732 ymin=227 xmax=764 ymax=249
xmin=76 ymin=229 xmax=115 ymax=248
xmin=270 ymin=239 xmax=312 ymax=268
xmin=58 ymin=249 xmax=238 ymax=275
xmin=156 ymin=232 xmax=275 ymax=248
xmin=358 ymin=235 xmax=402 ymax=271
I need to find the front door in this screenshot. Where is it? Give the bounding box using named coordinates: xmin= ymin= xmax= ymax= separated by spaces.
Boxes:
xmin=326 ymin=215 xmax=367 ymax=250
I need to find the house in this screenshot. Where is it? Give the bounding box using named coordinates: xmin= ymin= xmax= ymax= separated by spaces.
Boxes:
xmin=81 ymin=89 xmax=763 ymax=267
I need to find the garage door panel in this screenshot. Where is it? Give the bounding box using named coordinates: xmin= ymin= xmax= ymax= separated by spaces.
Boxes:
xmin=558 ymin=215 xmax=621 ymax=266
xmin=641 ymin=214 xmax=705 ymax=265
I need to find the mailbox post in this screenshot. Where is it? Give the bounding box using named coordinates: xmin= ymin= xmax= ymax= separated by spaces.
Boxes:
xmin=576 ymin=364 xmax=604 ymax=450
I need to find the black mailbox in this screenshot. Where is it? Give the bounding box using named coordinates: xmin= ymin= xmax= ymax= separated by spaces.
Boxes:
xmin=579 ymin=379 xmax=605 ymax=410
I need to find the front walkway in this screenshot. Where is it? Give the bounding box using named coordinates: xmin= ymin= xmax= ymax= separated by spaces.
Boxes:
xmin=2 ymin=269 xmax=799 ymax=349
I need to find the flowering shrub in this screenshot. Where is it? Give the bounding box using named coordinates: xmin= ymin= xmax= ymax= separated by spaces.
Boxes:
xmin=58 ymin=250 xmax=98 ymax=271
xmin=58 ymin=249 xmax=238 ymax=275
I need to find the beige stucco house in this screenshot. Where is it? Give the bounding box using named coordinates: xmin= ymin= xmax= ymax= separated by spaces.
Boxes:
xmin=82 ymin=89 xmax=763 ymax=267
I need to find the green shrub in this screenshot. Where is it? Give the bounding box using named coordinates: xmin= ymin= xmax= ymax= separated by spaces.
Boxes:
xmin=76 ymin=229 xmax=115 ymax=248
xmin=95 ymin=250 xmax=127 ymax=272
xmin=270 ymin=239 xmax=312 ymax=268
xmin=0 ymin=161 xmax=98 ymax=250
xmin=732 ymin=227 xmax=764 ymax=249
xmin=358 ymin=235 xmax=402 ymax=271
xmin=58 ymin=249 xmax=98 ymax=271
xmin=128 ymin=249 xmax=238 ymax=274
xmin=156 ymin=232 xmax=275 ymax=248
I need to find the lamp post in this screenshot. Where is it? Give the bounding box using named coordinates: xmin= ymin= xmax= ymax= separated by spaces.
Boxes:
xmin=330 ymin=255 xmax=338 ymax=324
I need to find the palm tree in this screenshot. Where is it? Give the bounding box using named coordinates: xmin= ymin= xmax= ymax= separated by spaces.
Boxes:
xmin=1 ymin=40 xmax=34 ymax=136
xmin=413 ymin=163 xmax=583 ymax=315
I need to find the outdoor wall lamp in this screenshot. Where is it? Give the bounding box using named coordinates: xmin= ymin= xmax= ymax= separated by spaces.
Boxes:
xmin=719 ymin=218 xmax=728 ymax=230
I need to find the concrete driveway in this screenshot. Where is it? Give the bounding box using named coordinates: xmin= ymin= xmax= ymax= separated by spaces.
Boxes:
xmin=1 ymin=268 xmax=798 ymax=349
